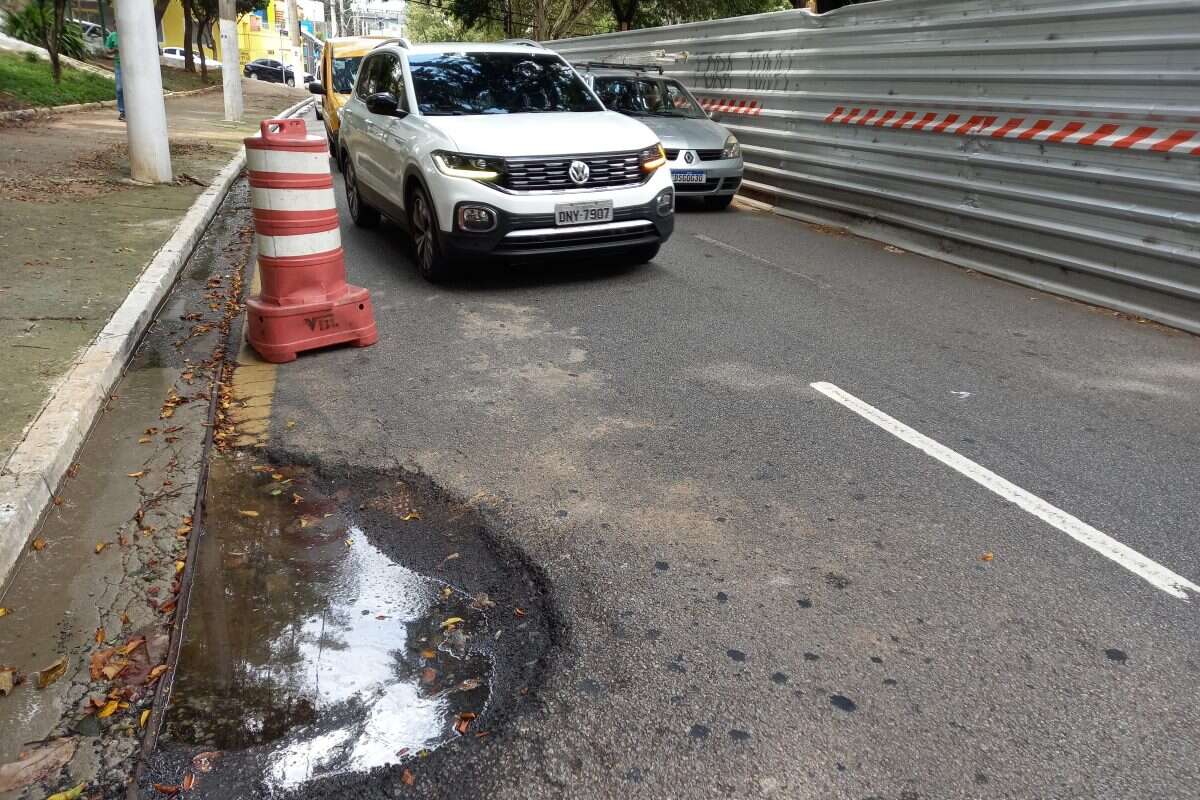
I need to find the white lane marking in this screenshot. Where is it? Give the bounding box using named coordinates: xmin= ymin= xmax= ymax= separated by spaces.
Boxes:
xmin=810 ymin=381 xmax=1200 ymax=601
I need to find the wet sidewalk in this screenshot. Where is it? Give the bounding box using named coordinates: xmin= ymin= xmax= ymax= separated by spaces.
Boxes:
xmin=0 ymin=79 xmax=304 ymax=466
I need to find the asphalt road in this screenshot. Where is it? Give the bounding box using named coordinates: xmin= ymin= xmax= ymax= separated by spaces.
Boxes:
xmin=261 ymin=117 xmax=1200 ymax=800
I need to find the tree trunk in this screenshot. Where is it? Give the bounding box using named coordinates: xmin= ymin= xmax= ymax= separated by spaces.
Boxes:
xmin=197 ymin=17 xmax=209 ymax=80
xmin=183 ymin=0 xmax=195 ymax=73
xmin=611 ymin=0 xmax=636 ymax=30
xmin=48 ymin=0 xmax=67 ymax=82
xmin=156 ymin=0 xmax=172 ymax=30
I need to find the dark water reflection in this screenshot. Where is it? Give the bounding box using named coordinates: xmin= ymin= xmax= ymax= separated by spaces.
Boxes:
xmin=163 ymin=456 xmax=491 ymax=792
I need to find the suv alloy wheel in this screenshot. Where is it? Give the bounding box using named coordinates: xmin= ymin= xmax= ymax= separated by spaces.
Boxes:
xmin=344 ymin=157 xmax=380 ymax=228
xmin=407 ymin=184 xmax=453 ymax=281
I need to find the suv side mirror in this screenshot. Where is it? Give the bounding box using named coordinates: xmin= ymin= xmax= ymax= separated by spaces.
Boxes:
xmin=708 ymin=111 xmax=722 ymax=123
xmin=365 ymin=92 xmax=401 ymax=116
xmin=308 ymin=81 xmax=325 ymax=95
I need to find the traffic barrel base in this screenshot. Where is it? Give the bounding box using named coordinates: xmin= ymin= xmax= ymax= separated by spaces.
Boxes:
xmin=245 ymin=285 xmax=378 ymax=364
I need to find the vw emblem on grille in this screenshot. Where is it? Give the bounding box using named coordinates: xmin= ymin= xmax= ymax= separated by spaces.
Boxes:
xmin=684 ymin=151 xmax=695 ymax=164
xmin=568 ymin=160 xmax=590 ymax=185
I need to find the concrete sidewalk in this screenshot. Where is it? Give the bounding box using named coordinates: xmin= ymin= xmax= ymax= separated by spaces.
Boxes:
xmin=0 ymin=80 xmax=308 ymax=586
xmin=0 ymin=81 xmax=303 ymax=466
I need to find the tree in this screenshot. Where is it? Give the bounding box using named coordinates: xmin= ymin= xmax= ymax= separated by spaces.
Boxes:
xmin=46 ymin=0 xmax=67 ymax=80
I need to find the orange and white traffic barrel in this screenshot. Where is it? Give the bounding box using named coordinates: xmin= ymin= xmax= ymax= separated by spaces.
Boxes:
xmin=243 ymin=117 xmax=376 ymax=363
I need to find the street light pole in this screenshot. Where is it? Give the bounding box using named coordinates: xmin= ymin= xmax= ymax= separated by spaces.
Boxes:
xmin=115 ymin=0 xmax=172 ymax=183
xmin=219 ymin=0 xmax=242 ymax=121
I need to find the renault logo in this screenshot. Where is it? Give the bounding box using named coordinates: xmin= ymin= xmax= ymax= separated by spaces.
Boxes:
xmin=568 ymin=160 xmax=590 ymax=185
xmin=684 ymin=151 xmax=695 ymax=164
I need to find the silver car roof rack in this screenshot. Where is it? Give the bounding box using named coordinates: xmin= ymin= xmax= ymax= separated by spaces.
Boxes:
xmin=573 ymin=61 xmax=664 ymax=75
xmin=500 ymin=38 xmax=543 ymax=48
xmin=373 ymin=37 xmax=412 ymax=50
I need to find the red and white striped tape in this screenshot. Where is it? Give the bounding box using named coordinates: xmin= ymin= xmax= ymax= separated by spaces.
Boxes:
xmin=699 ymin=97 xmax=762 ymax=116
xmin=824 ymin=106 xmax=1199 ymax=155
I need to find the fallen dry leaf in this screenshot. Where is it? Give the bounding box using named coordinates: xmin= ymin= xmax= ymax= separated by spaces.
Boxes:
xmin=286 ymin=419 xmax=297 ymax=429
xmin=175 ymin=560 xmax=185 ymax=574
xmin=980 ymin=552 xmax=995 ymax=562
xmin=148 ymin=665 xmax=168 ymax=682
xmin=0 ymin=737 xmax=76 ymax=792
xmin=94 ymin=627 xmax=105 ymax=644
xmin=440 ymin=617 xmax=464 ymax=629
xmin=118 ymin=637 xmax=145 ymax=656
xmin=420 ymin=649 xmax=436 ymax=659
xmin=101 ymin=661 xmax=128 ymax=680
xmin=140 ymin=709 xmax=150 ymax=728
xmin=401 ymin=511 xmax=421 ymax=521
xmin=31 ymin=538 xmax=47 ymax=552
xmin=292 ymin=493 xmax=303 ymax=505
xmin=94 ymin=542 xmax=106 ymax=554
xmin=120 ymin=612 xmax=130 ymax=626
xmin=153 ymin=784 xmax=180 ymax=795
xmin=0 ymin=666 xmax=17 ymax=696
xmin=0 ymin=607 xmax=8 ymax=618
xmin=138 ymin=436 xmax=152 ymax=444
xmin=401 ymin=769 xmax=415 ymax=786
xmin=271 ymin=473 xmax=284 ymax=481
xmin=237 ymin=510 xmax=259 ymax=518
xmin=127 ymin=471 xmax=145 ymax=478
xmin=158 ymin=599 xmax=177 ymax=615
xmin=182 ymin=772 xmax=196 ymax=791
xmin=45 ymin=781 xmax=85 ymax=800
xmin=36 ymin=657 xmax=68 ymax=689
xmin=514 ymin=608 xmax=526 ymax=619
xmin=97 ymin=699 xmax=119 ymax=719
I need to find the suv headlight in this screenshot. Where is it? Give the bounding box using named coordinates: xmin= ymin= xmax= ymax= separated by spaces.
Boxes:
xmin=639 ymin=143 xmax=667 ymax=173
xmin=722 ymin=135 xmax=740 ymax=159
xmin=432 ymin=151 xmax=503 ymax=181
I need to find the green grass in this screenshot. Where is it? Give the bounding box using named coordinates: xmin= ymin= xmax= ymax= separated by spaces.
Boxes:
xmin=0 ymin=51 xmax=115 ymax=110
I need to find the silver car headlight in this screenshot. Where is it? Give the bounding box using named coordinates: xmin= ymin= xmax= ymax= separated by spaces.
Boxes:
xmin=722 ymin=134 xmax=740 ymax=159
xmin=432 ymin=151 xmax=504 ymax=181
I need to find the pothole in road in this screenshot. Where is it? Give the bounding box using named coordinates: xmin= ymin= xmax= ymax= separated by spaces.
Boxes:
xmin=145 ymin=454 xmax=554 ymax=798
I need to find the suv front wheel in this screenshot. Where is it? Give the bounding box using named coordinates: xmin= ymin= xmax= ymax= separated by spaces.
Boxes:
xmin=407 ymin=184 xmax=454 ymax=282
xmin=344 ymin=156 xmax=380 ymax=228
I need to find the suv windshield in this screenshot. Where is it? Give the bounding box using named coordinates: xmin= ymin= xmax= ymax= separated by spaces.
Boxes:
xmin=331 ymin=55 xmax=363 ymax=94
xmin=408 ymin=51 xmax=603 ymax=115
xmin=592 ymin=77 xmax=706 ymax=119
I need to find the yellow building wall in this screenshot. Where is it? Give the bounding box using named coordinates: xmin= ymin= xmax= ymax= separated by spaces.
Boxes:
xmin=159 ymin=0 xmax=299 ymax=66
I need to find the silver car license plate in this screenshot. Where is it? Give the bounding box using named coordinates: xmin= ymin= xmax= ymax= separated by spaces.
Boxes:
xmin=672 ymin=170 xmax=706 ymax=184
xmin=555 ymin=200 xmax=613 ymax=226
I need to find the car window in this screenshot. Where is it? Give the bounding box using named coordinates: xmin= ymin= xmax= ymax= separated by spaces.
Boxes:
xmin=408 ymin=51 xmax=602 ymax=116
xmin=356 ymin=54 xmax=394 ymax=98
xmin=388 ymin=58 xmax=410 ymax=111
xmin=593 ymin=76 xmax=706 ymax=119
xmin=330 ymin=54 xmax=364 ymax=94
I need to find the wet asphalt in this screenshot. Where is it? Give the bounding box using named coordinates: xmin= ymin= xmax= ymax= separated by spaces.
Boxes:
xmin=246 ymin=115 xmax=1200 ymax=800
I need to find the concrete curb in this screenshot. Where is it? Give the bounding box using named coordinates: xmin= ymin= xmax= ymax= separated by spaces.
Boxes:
xmin=0 ymin=97 xmax=313 ymax=586
xmin=0 ymin=84 xmax=224 ymax=124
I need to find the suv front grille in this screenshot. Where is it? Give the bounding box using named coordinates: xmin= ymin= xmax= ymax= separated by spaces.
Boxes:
xmin=501 ymin=151 xmax=644 ymax=192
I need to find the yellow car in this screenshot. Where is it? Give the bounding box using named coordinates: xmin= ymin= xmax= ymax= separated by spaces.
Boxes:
xmin=309 ymin=35 xmax=396 ymax=161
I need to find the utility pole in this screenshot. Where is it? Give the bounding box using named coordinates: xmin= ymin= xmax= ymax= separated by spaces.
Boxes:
xmin=115 ymin=0 xmax=172 ymax=183
xmin=286 ymin=0 xmax=301 ymax=80
xmin=219 ymin=0 xmax=241 ymax=121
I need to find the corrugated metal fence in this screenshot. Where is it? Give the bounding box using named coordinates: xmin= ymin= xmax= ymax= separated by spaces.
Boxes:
xmin=549 ymin=0 xmax=1200 ymax=333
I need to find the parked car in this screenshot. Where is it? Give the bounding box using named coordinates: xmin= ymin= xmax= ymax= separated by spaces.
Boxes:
xmin=307 ymin=35 xmax=396 ymax=158
xmin=161 ymin=46 xmax=221 ymax=69
xmin=243 ymin=58 xmax=312 ymax=87
xmin=338 ymin=40 xmax=674 ymax=280
xmin=575 ymin=62 xmax=742 ymax=209
xmin=71 ymin=19 xmax=106 ymax=56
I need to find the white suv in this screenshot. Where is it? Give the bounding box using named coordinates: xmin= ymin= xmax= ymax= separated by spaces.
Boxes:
xmin=337 ymin=41 xmax=675 ymax=280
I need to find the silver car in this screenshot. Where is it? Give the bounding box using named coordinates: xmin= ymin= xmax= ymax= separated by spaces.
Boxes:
xmin=577 ymin=63 xmax=743 ymax=209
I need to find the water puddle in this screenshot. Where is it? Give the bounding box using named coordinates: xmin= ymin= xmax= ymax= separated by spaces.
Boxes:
xmin=147 ymin=455 xmax=538 ymax=797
